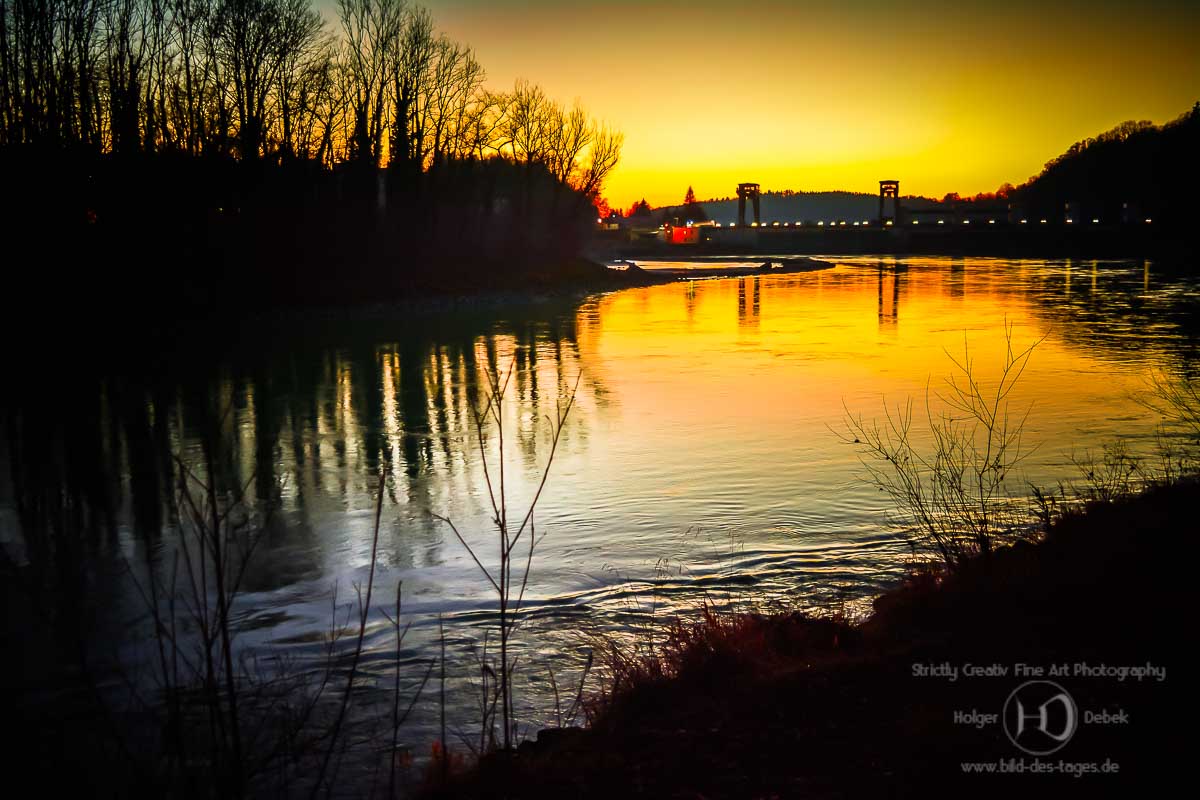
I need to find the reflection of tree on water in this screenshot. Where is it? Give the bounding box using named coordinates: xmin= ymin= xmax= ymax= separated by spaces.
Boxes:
xmin=2 ymin=300 xmax=607 ymax=608
xmin=251 ymin=361 xmax=284 ymax=508
xmin=1019 ymin=260 xmax=1200 ymax=369
xmin=429 ymin=343 xmax=462 ymax=474
xmin=5 ymin=377 xmax=117 ymax=560
xmin=398 ymin=337 xmax=434 ymax=479
xmin=114 ymin=381 xmax=171 ymax=539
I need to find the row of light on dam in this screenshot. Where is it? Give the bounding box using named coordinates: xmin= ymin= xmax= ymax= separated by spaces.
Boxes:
xmin=668 ymin=217 xmax=1154 ymax=228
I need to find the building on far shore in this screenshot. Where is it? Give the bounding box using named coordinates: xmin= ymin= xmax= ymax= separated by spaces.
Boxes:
xmin=663 ymin=220 xmax=717 ymax=245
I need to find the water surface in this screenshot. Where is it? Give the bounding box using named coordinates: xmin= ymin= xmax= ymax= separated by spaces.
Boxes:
xmin=4 ymin=255 xmax=1198 ymax=752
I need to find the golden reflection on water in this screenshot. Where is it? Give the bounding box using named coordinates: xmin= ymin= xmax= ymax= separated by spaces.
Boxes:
xmin=571 ymin=258 xmax=1189 ymax=532
xmin=205 ymin=258 xmax=1188 ymax=581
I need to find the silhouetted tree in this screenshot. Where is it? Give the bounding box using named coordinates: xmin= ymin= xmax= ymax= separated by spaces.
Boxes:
xmin=338 ymin=0 xmax=403 ymax=166
xmin=0 ymin=0 xmax=625 ymax=311
xmin=628 ymin=198 xmax=651 ymax=218
xmin=682 ymin=184 xmax=707 ymax=222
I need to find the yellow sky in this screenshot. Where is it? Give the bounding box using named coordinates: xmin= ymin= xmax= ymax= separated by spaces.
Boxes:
xmin=423 ymin=1 xmax=1199 ymax=208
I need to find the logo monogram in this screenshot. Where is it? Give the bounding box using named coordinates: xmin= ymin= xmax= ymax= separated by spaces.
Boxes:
xmin=1003 ymin=680 xmax=1078 ymax=755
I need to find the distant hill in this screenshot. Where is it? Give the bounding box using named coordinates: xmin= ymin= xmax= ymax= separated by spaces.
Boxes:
xmin=1013 ymin=102 xmax=1199 ymax=224
xmin=648 ymin=101 xmax=1199 ymax=228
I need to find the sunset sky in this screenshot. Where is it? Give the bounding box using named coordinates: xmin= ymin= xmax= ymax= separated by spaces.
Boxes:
xmin=337 ymin=1 xmax=1200 ymax=208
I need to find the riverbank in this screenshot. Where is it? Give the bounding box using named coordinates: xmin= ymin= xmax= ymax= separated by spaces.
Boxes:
xmin=435 ymin=479 xmax=1191 ymax=798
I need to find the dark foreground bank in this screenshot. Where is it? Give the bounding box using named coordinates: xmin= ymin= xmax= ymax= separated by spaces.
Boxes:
xmin=434 ymin=480 xmax=1192 ymax=799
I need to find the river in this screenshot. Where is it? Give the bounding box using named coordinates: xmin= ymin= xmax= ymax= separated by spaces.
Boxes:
xmin=2 ymin=255 xmax=1197 ymax=774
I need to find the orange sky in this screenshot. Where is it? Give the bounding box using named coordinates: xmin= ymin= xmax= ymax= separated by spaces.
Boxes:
xmin=352 ymin=1 xmax=1200 ymax=208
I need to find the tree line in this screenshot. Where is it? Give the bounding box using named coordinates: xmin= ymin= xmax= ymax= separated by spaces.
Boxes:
xmin=0 ymin=0 xmax=619 ymax=176
xmin=0 ymin=0 xmax=623 ymax=314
